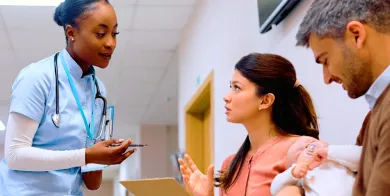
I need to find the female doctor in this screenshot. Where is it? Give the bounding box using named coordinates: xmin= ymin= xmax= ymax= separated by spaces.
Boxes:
xmin=0 ymin=0 xmax=135 ymax=195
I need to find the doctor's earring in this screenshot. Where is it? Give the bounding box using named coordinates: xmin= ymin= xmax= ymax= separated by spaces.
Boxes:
xmin=71 ymin=37 xmax=75 ymax=41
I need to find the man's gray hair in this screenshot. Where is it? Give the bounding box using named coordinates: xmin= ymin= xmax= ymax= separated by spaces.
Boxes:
xmin=296 ymin=0 xmax=390 ymax=47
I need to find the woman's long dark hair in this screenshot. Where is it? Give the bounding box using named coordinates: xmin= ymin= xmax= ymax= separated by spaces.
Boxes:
xmin=215 ymin=53 xmax=319 ymax=192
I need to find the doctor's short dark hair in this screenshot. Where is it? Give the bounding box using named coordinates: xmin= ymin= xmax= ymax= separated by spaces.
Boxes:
xmin=296 ymin=0 xmax=390 ymax=47
xmin=53 ymin=0 xmax=110 ymax=41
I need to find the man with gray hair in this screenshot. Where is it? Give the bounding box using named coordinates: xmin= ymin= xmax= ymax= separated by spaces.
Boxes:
xmin=295 ymin=0 xmax=390 ymax=195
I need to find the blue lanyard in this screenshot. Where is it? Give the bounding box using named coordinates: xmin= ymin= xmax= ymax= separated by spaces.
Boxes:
xmin=60 ymin=52 xmax=95 ymax=140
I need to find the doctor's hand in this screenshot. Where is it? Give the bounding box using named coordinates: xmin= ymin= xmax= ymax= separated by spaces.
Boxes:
xmin=85 ymin=139 xmax=136 ymax=165
xmin=178 ymin=154 xmax=214 ymax=196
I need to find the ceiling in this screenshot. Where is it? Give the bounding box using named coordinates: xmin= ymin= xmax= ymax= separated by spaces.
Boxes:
xmin=0 ymin=0 xmax=197 ymax=127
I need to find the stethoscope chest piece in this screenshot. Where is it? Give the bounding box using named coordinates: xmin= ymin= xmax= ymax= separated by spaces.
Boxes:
xmin=52 ymin=113 xmax=61 ymax=128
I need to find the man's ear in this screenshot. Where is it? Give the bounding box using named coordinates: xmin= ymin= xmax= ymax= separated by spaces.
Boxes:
xmin=258 ymin=93 xmax=275 ymax=110
xmin=346 ymin=21 xmax=366 ymax=49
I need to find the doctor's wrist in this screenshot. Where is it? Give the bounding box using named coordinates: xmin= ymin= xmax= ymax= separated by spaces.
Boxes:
xmin=85 ymin=148 xmax=94 ymax=164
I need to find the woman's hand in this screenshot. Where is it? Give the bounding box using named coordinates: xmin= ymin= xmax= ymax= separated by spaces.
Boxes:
xmin=85 ymin=139 xmax=136 ymax=165
xmin=178 ymin=154 xmax=214 ymax=196
xmin=82 ymin=170 xmax=102 ymax=190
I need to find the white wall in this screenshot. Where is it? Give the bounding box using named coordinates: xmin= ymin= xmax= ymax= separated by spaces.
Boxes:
xmin=178 ymin=0 xmax=369 ymax=174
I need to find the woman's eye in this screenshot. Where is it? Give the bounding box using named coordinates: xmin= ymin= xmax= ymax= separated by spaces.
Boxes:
xmin=97 ymin=33 xmax=105 ymax=37
xmin=229 ymin=84 xmax=240 ymax=91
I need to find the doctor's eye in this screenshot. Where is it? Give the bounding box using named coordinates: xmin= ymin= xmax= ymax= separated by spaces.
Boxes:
xmin=96 ymin=33 xmax=105 ymax=37
xmin=112 ymin=32 xmax=120 ymax=37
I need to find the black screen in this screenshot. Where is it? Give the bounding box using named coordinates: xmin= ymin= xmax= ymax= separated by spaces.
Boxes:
xmin=257 ymin=0 xmax=302 ymax=33
xmin=258 ymin=0 xmax=283 ymax=26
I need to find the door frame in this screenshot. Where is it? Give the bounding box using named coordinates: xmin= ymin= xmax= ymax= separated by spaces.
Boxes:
xmin=184 ymin=71 xmax=214 ymax=173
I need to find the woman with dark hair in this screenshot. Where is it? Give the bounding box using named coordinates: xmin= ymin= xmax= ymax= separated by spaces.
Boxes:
xmin=179 ymin=53 xmax=319 ymax=196
xmin=0 ymin=0 xmax=135 ymax=195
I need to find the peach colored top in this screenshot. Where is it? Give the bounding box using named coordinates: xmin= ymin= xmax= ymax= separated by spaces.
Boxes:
xmin=219 ymin=136 xmax=299 ymax=196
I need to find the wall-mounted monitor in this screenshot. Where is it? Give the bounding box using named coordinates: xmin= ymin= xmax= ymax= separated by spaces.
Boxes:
xmin=258 ymin=0 xmax=302 ymax=34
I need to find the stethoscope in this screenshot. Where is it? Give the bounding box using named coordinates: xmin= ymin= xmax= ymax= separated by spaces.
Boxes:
xmin=51 ymin=52 xmax=113 ymax=143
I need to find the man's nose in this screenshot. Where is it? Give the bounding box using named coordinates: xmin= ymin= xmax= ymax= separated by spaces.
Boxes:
xmin=323 ymin=66 xmax=333 ymax=85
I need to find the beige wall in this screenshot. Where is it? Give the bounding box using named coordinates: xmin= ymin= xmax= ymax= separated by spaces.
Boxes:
xmin=140 ymin=124 xmax=178 ymax=178
xmin=166 ymin=125 xmax=179 ymax=177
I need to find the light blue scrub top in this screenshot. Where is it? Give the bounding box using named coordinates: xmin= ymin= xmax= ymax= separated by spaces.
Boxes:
xmin=0 ymin=49 xmax=106 ymax=196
